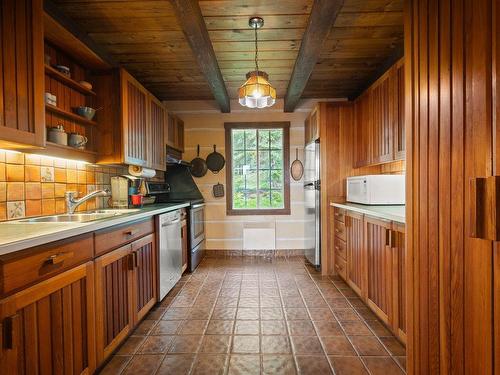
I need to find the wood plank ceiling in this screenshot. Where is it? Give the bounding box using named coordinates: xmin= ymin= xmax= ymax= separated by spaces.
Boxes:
xmin=52 ymin=0 xmax=403 ymax=105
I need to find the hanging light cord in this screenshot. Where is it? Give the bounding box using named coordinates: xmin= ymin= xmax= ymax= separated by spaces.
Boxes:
xmin=254 ymin=25 xmax=259 ymax=74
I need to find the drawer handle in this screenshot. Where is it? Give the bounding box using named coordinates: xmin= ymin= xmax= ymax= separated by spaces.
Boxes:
xmin=124 ymin=230 xmax=138 ymax=236
xmin=335 ymin=228 xmax=342 ymax=233
xmin=46 ymin=252 xmax=74 ymax=265
xmin=335 ymin=246 xmax=340 ymax=251
xmin=335 ymin=264 xmax=343 ymax=271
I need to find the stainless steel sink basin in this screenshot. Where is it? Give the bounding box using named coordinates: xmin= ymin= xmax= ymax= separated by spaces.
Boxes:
xmin=17 ymin=209 xmax=141 ymax=223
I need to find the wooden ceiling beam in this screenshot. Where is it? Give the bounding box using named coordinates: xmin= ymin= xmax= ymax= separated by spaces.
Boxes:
xmin=284 ymin=0 xmax=344 ymax=112
xmin=170 ymin=0 xmax=230 ymax=113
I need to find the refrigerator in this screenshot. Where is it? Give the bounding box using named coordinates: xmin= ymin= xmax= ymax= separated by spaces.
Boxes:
xmin=304 ymin=140 xmax=321 ymax=267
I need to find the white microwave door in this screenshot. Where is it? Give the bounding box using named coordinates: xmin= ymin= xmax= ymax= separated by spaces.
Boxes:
xmin=348 ymin=179 xmax=368 ymax=203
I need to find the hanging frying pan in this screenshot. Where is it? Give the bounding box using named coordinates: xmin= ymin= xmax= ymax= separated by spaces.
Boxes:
xmin=290 ymin=148 xmax=304 ymax=181
xmin=206 ymin=144 xmax=225 ymax=174
xmin=190 ymin=145 xmax=208 ymax=178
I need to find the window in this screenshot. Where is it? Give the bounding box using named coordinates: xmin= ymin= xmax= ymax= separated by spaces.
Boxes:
xmin=225 ymin=122 xmax=290 ymax=215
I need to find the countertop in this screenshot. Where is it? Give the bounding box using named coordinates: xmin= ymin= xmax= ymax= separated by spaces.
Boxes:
xmin=331 ymin=202 xmax=405 ymax=224
xmin=0 ymin=203 xmax=190 ymax=256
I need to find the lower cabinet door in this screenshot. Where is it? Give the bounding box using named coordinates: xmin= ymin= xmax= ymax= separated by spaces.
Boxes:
xmin=131 ymin=234 xmax=157 ymax=323
xmin=94 ymin=244 xmax=134 ymax=364
xmin=346 ymin=212 xmax=365 ymax=296
xmin=0 ymin=262 xmax=96 ymax=374
xmin=391 ymin=223 xmax=406 ymax=343
xmin=365 ymin=216 xmax=393 ymax=324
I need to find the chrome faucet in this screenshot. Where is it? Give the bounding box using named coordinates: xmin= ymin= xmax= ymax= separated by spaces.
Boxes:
xmin=65 ymin=189 xmax=111 ymax=214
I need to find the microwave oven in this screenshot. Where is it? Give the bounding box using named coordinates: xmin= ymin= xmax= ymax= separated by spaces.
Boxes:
xmin=346 ymin=175 xmax=405 ymax=205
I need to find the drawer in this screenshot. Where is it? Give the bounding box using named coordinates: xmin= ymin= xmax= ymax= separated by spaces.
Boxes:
xmin=0 ymin=234 xmax=93 ymax=297
xmin=334 ymin=220 xmax=346 ymax=241
xmin=334 ymin=237 xmax=347 ymax=260
xmin=333 ymin=208 xmax=345 ymax=223
xmin=335 ymin=255 xmax=347 ymax=280
xmin=95 ymin=217 xmax=154 ymax=256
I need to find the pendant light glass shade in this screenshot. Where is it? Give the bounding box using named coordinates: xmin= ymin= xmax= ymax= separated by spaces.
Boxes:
xmin=238 ymin=17 xmax=276 ymax=108
xmin=238 ymin=71 xmax=276 ymax=109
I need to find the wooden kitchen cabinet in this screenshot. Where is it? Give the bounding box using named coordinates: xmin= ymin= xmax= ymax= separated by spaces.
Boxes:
xmin=365 ymin=216 xmax=393 ymax=324
xmin=167 ymin=113 xmax=184 ymax=152
xmin=95 ymin=68 xmax=167 ymax=170
xmin=391 ymin=222 xmax=406 ymax=343
xmin=345 ymin=211 xmax=365 ymax=296
xmin=0 ymin=0 xmax=45 ymax=149
xmin=353 ymin=59 xmax=404 ymax=167
xmin=131 ymin=234 xmax=157 ymax=323
xmin=94 ymin=233 xmax=157 ymax=365
xmin=304 ymin=105 xmax=319 ymax=144
xmin=94 ymin=244 xmax=133 ymax=364
xmin=149 ymin=96 xmax=167 ymax=170
xmin=0 ymin=262 xmax=96 ymax=374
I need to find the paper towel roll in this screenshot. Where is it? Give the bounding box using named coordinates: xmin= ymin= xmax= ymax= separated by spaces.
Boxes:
xmin=128 ymin=165 xmax=156 ymax=178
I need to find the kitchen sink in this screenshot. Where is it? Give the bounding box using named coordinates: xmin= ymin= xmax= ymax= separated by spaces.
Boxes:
xmin=17 ymin=209 xmax=141 ymax=223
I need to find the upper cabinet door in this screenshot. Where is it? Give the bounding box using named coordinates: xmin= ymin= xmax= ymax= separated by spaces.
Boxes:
xmin=354 ymin=94 xmax=371 ymax=167
xmin=166 ymin=113 xmax=184 ymax=152
xmin=0 ymin=0 xmax=45 ymax=148
xmin=121 ymin=70 xmax=149 ymax=167
xmin=393 ymin=63 xmax=405 ymax=160
xmin=149 ymin=96 xmax=166 ymax=171
xmin=370 ymin=79 xmax=393 ymax=164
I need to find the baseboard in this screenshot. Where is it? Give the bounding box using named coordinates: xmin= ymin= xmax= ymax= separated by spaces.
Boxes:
xmin=204 ymin=249 xmax=305 ymax=258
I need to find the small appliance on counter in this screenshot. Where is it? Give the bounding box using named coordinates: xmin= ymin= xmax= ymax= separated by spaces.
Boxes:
xmin=346 ymin=174 xmax=405 ymax=205
xmin=111 ymin=175 xmax=143 ymax=208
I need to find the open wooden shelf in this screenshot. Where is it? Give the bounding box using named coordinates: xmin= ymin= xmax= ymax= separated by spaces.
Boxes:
xmin=45 ymin=65 xmax=97 ymax=96
xmin=44 ymin=141 xmax=97 ymax=163
xmin=45 ymin=104 xmax=98 ymax=126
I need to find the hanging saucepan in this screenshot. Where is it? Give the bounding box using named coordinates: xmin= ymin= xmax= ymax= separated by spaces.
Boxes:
xmin=206 ymin=144 xmax=225 ymax=174
xmin=190 ymin=145 xmax=208 ymax=178
xmin=290 ymin=148 xmax=304 ymax=181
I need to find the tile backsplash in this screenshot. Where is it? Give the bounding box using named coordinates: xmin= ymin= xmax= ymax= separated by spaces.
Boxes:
xmin=0 ymin=150 xmax=128 ymax=221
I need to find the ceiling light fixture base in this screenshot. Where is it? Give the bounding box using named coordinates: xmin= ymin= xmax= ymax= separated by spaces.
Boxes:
xmin=249 ymin=17 xmax=264 ymax=29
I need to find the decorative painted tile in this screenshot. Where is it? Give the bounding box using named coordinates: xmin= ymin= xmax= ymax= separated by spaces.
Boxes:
xmin=7 ymin=201 xmax=25 ymax=219
xmin=25 ymin=165 xmax=41 ymax=182
xmin=40 ymin=166 xmax=54 ymax=182
xmin=7 ymin=182 xmax=24 ymax=201
xmin=6 ymin=164 xmax=24 ymax=181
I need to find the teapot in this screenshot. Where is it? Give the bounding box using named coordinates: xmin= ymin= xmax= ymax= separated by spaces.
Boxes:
xmin=68 ymin=133 xmax=88 ymax=149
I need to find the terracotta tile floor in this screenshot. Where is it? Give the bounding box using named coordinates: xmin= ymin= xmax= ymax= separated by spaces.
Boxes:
xmin=99 ymin=256 xmax=406 ymax=375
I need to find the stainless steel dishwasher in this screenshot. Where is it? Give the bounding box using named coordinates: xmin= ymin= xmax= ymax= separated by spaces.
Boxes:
xmin=157 ymin=209 xmax=182 ymax=300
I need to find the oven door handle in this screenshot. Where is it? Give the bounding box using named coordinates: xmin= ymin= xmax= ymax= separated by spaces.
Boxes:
xmin=191 ymin=204 xmax=205 ymax=209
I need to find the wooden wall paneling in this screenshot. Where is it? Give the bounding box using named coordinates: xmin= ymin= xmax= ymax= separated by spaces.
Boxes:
xmin=0 ymin=262 xmax=95 ymax=374
xmin=494 ymin=0 xmax=500 ymax=371
xmin=364 ymin=216 xmax=393 ymax=324
xmin=406 ymin=0 xmax=496 ymax=373
xmin=394 ymin=62 xmax=406 ymax=159
xmin=94 ymin=244 xmax=133 ymax=365
xmin=0 ymin=0 xmax=45 ymax=149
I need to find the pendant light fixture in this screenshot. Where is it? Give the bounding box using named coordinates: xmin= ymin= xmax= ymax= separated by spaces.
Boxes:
xmin=238 ymin=17 xmax=276 ymax=108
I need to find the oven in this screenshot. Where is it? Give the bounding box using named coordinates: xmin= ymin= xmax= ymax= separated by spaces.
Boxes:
xmin=188 ymin=202 xmax=205 ymax=272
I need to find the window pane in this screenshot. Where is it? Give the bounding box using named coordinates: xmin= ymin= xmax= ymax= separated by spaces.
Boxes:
xmin=245 ymin=150 xmax=257 ymax=169
xmin=258 ymin=130 xmax=270 ymax=149
xmin=259 ymin=170 xmax=270 ymax=189
xmin=271 ymin=191 xmax=284 ymax=208
xmin=233 ymin=130 xmax=245 ymax=150
xmin=246 ymin=192 xmax=257 ymax=208
xmin=245 ymin=130 xmax=257 ymax=150
xmin=233 ymin=150 xmax=245 ymax=170
xmin=270 ymin=150 xmax=283 ymax=169
xmin=259 ymin=150 xmax=270 ymax=169
xmin=270 ymin=169 xmax=283 ymax=189
xmin=233 ymin=191 xmax=245 ymax=208
xmin=270 ymin=129 xmax=282 ymax=149
xmin=258 ymin=190 xmax=271 ymax=208
xmin=245 ymin=170 xmax=257 ymax=190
